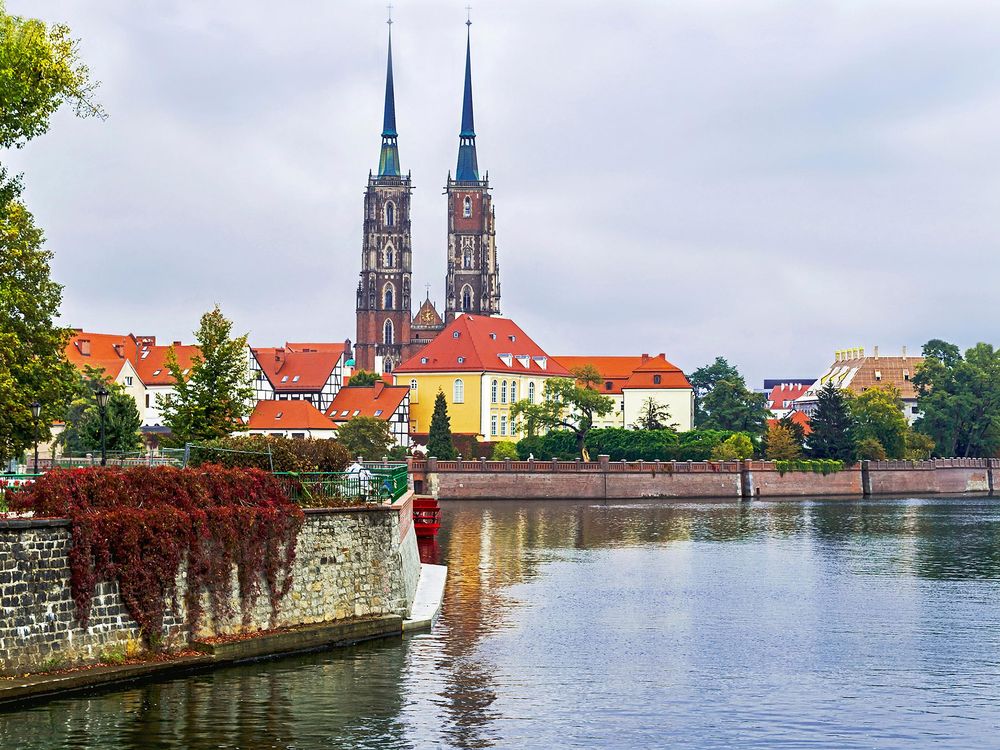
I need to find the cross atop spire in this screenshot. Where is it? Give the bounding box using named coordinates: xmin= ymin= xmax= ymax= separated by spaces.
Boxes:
xmin=455 ymin=15 xmax=480 ymax=181
xmin=378 ymin=13 xmax=400 ymax=177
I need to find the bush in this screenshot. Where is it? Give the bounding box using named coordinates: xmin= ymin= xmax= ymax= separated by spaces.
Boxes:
xmin=516 ymin=428 xmax=750 ymax=462
xmin=11 ymin=466 xmax=303 ymax=646
xmin=188 ymin=435 xmax=350 ymax=473
xmin=491 ymin=441 xmax=519 ymax=460
xmin=774 ymin=459 xmax=844 ymax=476
xmin=516 ymin=431 xmax=579 ymax=460
xmin=856 ymin=436 xmax=887 ymax=461
xmin=585 ymin=428 xmax=680 ymax=461
xmin=710 ymin=433 xmax=754 ymax=461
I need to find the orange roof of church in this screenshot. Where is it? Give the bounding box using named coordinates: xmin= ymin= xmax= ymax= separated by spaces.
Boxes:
xmin=554 ymin=354 xmax=691 ymax=394
xmin=247 ymin=400 xmax=337 ymax=430
xmin=324 ymin=382 xmax=409 ymax=423
xmin=395 ymin=315 xmax=569 ymax=375
xmin=251 ymin=347 xmax=342 ymax=391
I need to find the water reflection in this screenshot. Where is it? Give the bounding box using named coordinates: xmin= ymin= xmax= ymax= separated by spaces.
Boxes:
xmin=4 ymin=497 xmax=1000 ymax=749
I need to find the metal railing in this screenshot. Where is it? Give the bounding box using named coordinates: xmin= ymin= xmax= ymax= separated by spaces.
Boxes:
xmin=274 ymin=464 xmax=408 ymax=506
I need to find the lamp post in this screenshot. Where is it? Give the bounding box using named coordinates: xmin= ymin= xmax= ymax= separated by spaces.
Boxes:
xmin=30 ymin=401 xmax=41 ymax=474
xmin=96 ymin=388 xmax=110 ymax=466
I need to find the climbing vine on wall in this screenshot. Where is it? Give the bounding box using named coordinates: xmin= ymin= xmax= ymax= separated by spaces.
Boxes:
xmin=11 ymin=466 xmax=304 ymax=647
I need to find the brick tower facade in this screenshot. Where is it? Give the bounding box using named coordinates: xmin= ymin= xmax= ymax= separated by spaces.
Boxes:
xmin=355 ymin=24 xmax=414 ymax=374
xmin=445 ymin=23 xmax=500 ymax=322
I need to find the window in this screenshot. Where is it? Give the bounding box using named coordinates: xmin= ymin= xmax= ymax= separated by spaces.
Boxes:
xmin=291 ymin=432 xmax=305 ymax=440
xmin=463 ymin=248 xmax=473 ymax=269
xmin=384 ymin=284 xmax=394 ymax=309
xmin=653 ymin=374 xmax=661 ymax=385
xmin=510 ymin=382 xmax=517 ymax=402
xmin=384 ymin=359 xmax=393 ymax=373
xmin=605 ymin=381 xmax=613 ymax=391
xmin=125 ymin=376 xmax=133 ymax=386
xmin=500 ymin=415 xmax=508 ymax=436
xmin=904 ymin=370 xmax=910 ymax=381
xmin=340 ymin=410 xmax=349 ymax=416
xmin=453 ymin=331 xmax=460 ymax=339
xmin=463 ymin=196 xmax=472 ymax=217
xmin=374 ymin=409 xmax=383 ymax=417
xmin=461 ymin=286 xmax=472 ymax=312
xmin=491 ymin=379 xmax=498 ymax=403
xmin=501 ymin=380 xmax=508 ymax=404
xmin=385 ymin=201 xmax=395 ymax=227
xmin=490 ymin=414 xmax=497 ymax=436
xmin=145 ymin=394 xmax=150 ymax=408
xmin=292 ymin=375 xmax=300 ymax=383
xmin=875 ymin=370 xmax=882 ymax=381
xmin=420 ymin=357 xmax=428 ymax=364
xmin=353 ymin=410 xmax=360 ymax=416
xmin=410 ymin=379 xmax=418 ymax=391
xmin=528 ymin=381 xmax=536 ymax=403
xmin=457 ymin=356 xmax=465 ymax=364
xmin=454 ymin=378 xmax=465 ymax=403
xmin=281 ymin=375 xmax=289 ymax=383
xmin=383 ymin=319 xmax=394 ymax=345
xmin=275 ymin=411 xmax=284 ymax=419
xmin=384 ymin=246 xmax=395 ymax=267
xmin=153 ymin=369 xmax=162 ymax=376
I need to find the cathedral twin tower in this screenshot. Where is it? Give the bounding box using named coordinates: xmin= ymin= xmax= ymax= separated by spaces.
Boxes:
xmin=355 ymin=21 xmax=501 ymax=374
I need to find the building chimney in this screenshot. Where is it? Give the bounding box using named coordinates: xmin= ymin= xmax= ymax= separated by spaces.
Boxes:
xmin=78 ymin=339 xmax=91 ymax=356
xmin=113 ymin=343 xmax=124 ymax=358
xmin=374 ymin=380 xmax=386 ymax=398
xmin=274 ymin=348 xmax=285 ymax=369
xmin=874 ymin=345 xmax=879 ymax=359
xmin=641 ymin=353 xmax=650 ymax=362
xmin=901 ymin=345 xmax=907 ymax=359
xmin=172 ymin=341 xmax=182 ymax=346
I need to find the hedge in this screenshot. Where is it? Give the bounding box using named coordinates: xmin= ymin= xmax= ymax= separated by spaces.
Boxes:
xmin=515 ymin=429 xmax=753 ymax=462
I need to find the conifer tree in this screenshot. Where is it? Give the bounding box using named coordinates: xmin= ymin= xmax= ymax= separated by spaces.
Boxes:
xmin=427 ymin=390 xmax=456 ymax=459
xmin=808 ymin=381 xmax=856 ymax=462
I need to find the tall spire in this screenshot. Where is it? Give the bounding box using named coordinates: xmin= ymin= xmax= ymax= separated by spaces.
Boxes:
xmin=455 ymin=14 xmax=480 ymax=181
xmin=378 ymin=11 xmax=400 ymax=178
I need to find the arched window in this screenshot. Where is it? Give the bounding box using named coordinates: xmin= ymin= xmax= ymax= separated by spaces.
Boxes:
xmin=453 ymin=378 xmax=465 ymax=403
xmin=501 ymin=380 xmax=508 ymax=404
xmin=463 ymin=248 xmax=473 ymax=269
xmin=528 ymin=381 xmax=535 ymax=403
xmin=653 ymin=374 xmax=662 ymax=385
xmin=383 ymin=283 xmax=395 ymax=309
xmin=383 ymin=319 xmax=394 ymax=345
xmin=461 ymin=285 xmax=472 ymax=312
xmin=384 ymin=246 xmax=394 ymax=267
xmin=463 ymin=196 xmax=472 ymax=217
xmin=491 ymin=379 xmax=498 ymax=404
xmin=385 ymin=202 xmax=395 ymax=227
xmin=384 ymin=358 xmax=393 ymax=373
xmin=510 ymin=381 xmax=517 ymax=402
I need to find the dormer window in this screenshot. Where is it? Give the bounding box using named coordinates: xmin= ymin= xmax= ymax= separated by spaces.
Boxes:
xmin=153 ymin=369 xmax=161 ymax=376
xmin=605 ymin=381 xmax=613 ymax=391
xmin=420 ymin=357 xmax=428 ymax=364
xmin=489 ymin=333 xmax=497 ymax=340
xmin=453 ymin=331 xmax=460 ymax=339
xmin=903 ymin=370 xmax=910 ymax=381
xmin=276 ymin=411 xmax=283 ymax=419
xmin=875 ymin=370 xmax=882 ymax=381
xmin=457 ymin=356 xmax=465 ymax=364
xmin=509 ymin=335 xmax=516 ymax=342
xmin=463 ymin=196 xmax=472 ymax=217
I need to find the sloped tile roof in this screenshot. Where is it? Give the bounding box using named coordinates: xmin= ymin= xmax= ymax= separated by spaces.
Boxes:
xmin=251 ymin=347 xmax=341 ymax=391
xmin=324 ymin=383 xmax=409 ymax=422
xmin=554 ymin=354 xmax=691 ymax=394
xmin=247 ymin=400 xmax=337 ymax=430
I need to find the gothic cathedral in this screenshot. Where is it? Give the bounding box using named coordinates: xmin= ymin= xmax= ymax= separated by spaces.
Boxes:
xmin=354 ymin=21 xmax=500 ymax=374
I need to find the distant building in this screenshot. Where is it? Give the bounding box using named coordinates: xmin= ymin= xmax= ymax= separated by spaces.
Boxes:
xmin=325 ymin=380 xmax=411 ymax=447
xmin=243 ymin=400 xmax=338 ymax=440
xmin=248 ymin=342 xmax=350 ymax=413
xmin=764 ymin=381 xmax=812 ymax=420
xmin=553 ymin=354 xmax=694 ymax=431
xmin=794 ymin=347 xmax=924 ymax=423
xmin=393 ymin=314 xmax=569 ymax=441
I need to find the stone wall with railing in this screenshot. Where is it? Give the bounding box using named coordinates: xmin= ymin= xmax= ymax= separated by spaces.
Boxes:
xmin=409 ymin=456 xmax=998 ymax=500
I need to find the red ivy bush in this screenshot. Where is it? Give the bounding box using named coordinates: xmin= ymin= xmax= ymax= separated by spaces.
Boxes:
xmin=11 ymin=466 xmax=304 ymax=647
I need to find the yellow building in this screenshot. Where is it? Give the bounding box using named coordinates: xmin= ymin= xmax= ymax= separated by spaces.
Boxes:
xmin=393 ymin=315 xmax=570 ymax=441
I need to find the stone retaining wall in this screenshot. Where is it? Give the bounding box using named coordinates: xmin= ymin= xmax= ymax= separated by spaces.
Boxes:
xmin=0 ymin=495 xmax=419 ymax=675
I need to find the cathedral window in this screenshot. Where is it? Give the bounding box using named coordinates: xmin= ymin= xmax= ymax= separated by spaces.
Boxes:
xmin=384 ymin=246 xmax=394 ymax=267
xmin=384 ymin=359 xmax=393 ymax=373
xmin=461 ymin=286 xmax=472 ymax=312
xmin=491 ymin=379 xmax=498 ymax=404
xmin=383 ymin=319 xmax=394 ymax=345
xmin=383 ymin=283 xmax=395 ymax=309
xmin=385 ymin=202 xmax=395 ymax=227
xmin=501 ymin=380 xmax=508 ymax=404
xmin=463 ymin=196 xmax=472 ymax=217
xmin=454 ymin=379 xmax=465 ymax=404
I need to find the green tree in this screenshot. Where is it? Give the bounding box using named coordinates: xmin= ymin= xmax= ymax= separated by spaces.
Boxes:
xmin=347 ymin=369 xmax=379 ymax=387
xmin=778 ymin=412 xmax=807 ymax=446
xmin=688 ymin=357 xmax=740 ymax=425
xmin=710 ymin=433 xmax=754 ymax=460
xmin=914 ymin=339 xmax=1000 ymax=457
xmin=160 ymin=306 xmax=252 ymax=444
xmin=808 ymin=382 xmax=856 ymax=462
xmin=335 ymin=416 xmax=394 ymax=461
xmin=428 ymin=390 xmax=456 ymax=459
xmin=698 ymin=379 xmax=769 ymax=435
xmin=631 ymin=397 xmax=675 ymax=431
xmin=765 ymin=422 xmax=802 ymax=460
xmin=60 ymin=367 xmax=142 ymax=454
xmin=510 ymin=365 xmax=615 ymax=460
xmin=903 ymin=429 xmax=935 ymax=460
xmin=856 ymin=436 xmax=887 ymax=461
xmin=850 ymin=386 xmax=908 ymax=459
xmin=0 ymin=186 xmax=78 ymax=463
xmin=0 ymin=3 xmax=105 ymax=148
xmin=491 ymin=441 xmax=519 ymax=460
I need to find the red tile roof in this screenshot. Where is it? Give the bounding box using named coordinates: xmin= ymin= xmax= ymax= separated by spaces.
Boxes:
xmin=285 ymin=342 xmax=348 ymax=356
xmin=324 ymin=381 xmax=408 ymax=423
xmin=135 ymin=343 xmax=200 ymax=386
xmin=251 ymin=347 xmax=342 ymax=391
xmin=65 ymin=330 xmax=199 ymax=386
xmin=396 ymin=315 xmax=569 ymax=375
xmin=767 ymin=410 xmax=812 ymax=436
xmin=554 ymin=354 xmax=691 ymax=394
xmin=247 ymin=400 xmax=337 ymax=431
xmin=767 ymin=383 xmax=811 ymax=411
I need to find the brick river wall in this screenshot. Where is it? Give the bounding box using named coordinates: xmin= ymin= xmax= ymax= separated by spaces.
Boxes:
xmin=0 ymin=496 xmax=420 ymax=675
xmin=413 ymin=457 xmax=998 ymax=501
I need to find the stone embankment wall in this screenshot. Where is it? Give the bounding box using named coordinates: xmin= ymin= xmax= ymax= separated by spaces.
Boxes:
xmin=0 ymin=494 xmax=419 ymax=675
xmin=411 ymin=457 xmax=997 ymax=501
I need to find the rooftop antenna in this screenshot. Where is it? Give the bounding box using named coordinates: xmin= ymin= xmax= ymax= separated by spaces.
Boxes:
xmin=466 ymin=5 xmax=472 ymax=26
xmin=387 ymin=3 xmax=393 ymax=26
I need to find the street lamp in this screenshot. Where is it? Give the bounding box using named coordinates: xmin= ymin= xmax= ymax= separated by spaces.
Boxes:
xmin=30 ymin=401 xmax=41 ymax=474
xmin=95 ymin=388 xmax=110 ymax=466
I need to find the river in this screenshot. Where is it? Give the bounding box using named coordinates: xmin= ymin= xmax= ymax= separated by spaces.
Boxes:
xmin=3 ymin=496 xmax=1000 ymax=749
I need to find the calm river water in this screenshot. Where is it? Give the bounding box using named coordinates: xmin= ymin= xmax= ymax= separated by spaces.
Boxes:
xmin=4 ymin=497 xmax=1000 ymax=749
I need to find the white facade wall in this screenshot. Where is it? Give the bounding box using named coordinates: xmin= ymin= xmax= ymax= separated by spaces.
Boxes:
xmin=622 ymin=388 xmax=694 ymax=432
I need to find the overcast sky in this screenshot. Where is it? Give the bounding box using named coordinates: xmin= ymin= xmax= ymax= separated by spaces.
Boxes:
xmin=5 ymin=0 xmax=1000 ymax=385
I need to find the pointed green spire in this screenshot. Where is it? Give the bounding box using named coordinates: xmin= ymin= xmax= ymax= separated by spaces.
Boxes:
xmin=378 ymin=19 xmax=400 ymax=178
xmin=455 ymin=20 xmax=479 ymax=181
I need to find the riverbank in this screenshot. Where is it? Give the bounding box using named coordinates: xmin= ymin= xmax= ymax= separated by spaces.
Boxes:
xmin=410 ymin=457 xmax=997 ymax=500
